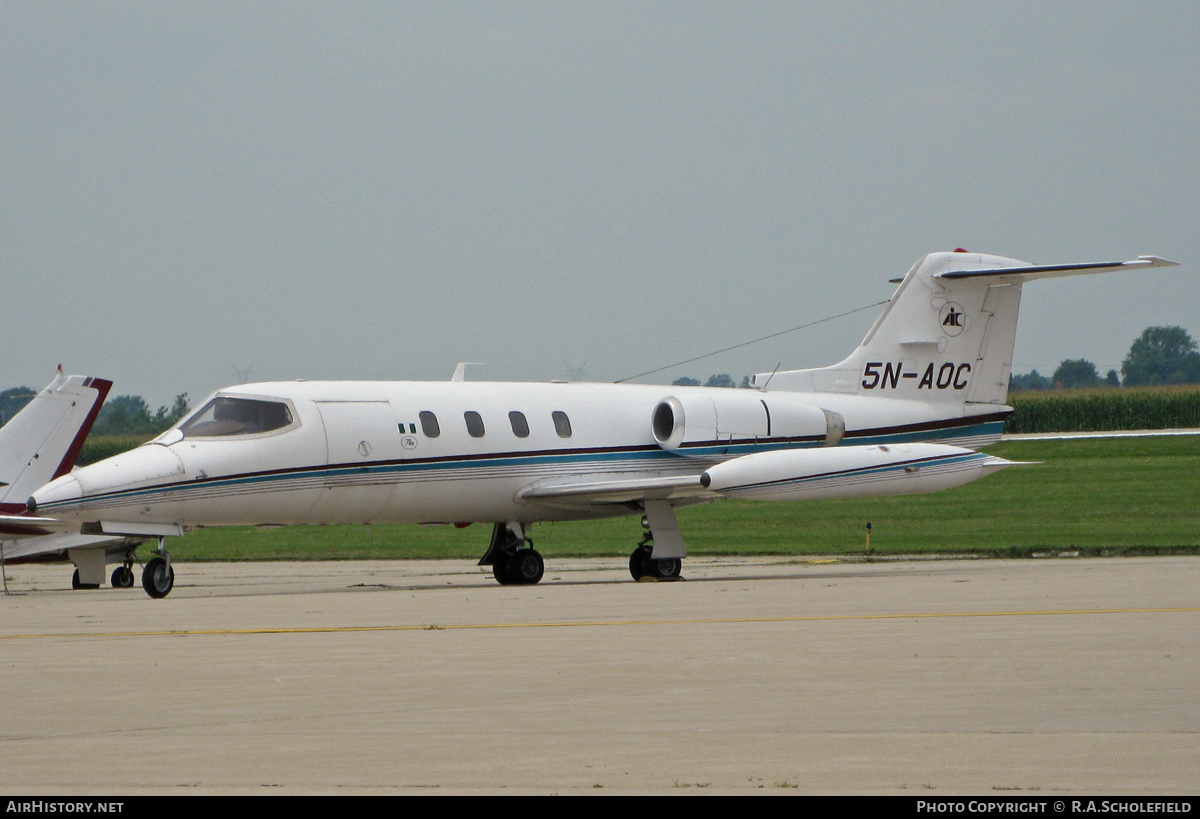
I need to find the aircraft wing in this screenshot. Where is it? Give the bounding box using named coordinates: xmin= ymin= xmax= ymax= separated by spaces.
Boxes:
xmin=516 ymin=474 xmax=715 ymax=507
xmin=0 ymin=531 xmax=143 ymax=562
xmin=0 ymin=513 xmax=81 ymax=538
xmin=0 ymin=513 xmax=181 ymax=538
xmin=516 ymin=443 xmax=1021 ymax=511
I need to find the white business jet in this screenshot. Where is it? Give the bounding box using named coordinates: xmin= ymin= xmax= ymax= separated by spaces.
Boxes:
xmin=0 ymin=369 xmax=147 ymax=590
xmin=24 ymin=251 xmax=1180 ymax=598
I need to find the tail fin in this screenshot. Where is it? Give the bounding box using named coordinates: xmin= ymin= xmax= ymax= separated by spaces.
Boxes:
xmin=0 ymin=370 xmax=112 ymax=512
xmin=754 ymin=251 xmax=1178 ymax=406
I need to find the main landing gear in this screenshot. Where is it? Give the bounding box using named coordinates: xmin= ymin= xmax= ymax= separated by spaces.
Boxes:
xmin=65 ymin=540 xmax=177 ymax=598
xmin=629 ymin=538 xmax=682 ymax=581
xmin=626 ymin=500 xmax=686 ymax=582
xmin=480 ymin=502 xmax=687 ymax=587
xmin=480 ymin=522 xmax=544 ymax=586
xmin=628 ymin=531 xmax=683 ymax=582
xmin=69 ymin=550 xmax=136 ymax=590
xmin=111 ymin=562 xmax=135 ymax=588
xmin=71 ymin=569 xmax=100 ymax=590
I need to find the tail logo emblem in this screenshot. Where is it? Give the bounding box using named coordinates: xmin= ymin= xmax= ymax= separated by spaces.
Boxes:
xmin=940 ymin=302 xmax=966 ymax=337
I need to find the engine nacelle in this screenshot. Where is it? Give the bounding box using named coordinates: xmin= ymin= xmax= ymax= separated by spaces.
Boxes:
xmin=652 ymin=392 xmax=845 ymax=455
xmin=700 ymin=443 xmax=1011 ymax=501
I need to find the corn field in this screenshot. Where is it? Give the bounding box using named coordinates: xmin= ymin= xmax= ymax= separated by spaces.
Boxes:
xmin=1005 ymin=385 xmax=1200 ymax=433
xmin=78 ymin=435 xmax=154 ymax=466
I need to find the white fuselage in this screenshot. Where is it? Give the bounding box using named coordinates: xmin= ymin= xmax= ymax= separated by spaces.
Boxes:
xmin=32 ymin=379 xmax=1007 ymax=529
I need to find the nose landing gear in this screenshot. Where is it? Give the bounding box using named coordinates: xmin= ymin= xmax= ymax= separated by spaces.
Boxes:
xmin=141 ymin=538 xmax=175 ymax=598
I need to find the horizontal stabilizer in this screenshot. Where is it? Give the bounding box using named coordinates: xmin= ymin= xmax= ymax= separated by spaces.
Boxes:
xmin=936 ymin=256 xmax=1178 ymax=281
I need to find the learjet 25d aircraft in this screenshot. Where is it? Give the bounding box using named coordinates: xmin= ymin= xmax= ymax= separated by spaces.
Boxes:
xmin=23 ymin=250 xmax=1181 ymax=598
xmin=0 ymin=369 xmax=147 ymax=590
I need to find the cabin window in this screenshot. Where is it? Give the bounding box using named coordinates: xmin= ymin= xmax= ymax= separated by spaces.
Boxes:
xmin=508 ymin=411 xmax=530 ymax=438
xmin=180 ymin=397 xmax=293 ymax=438
xmin=552 ymin=410 xmax=572 ymax=438
xmin=464 ymin=411 xmax=485 ymax=438
xmin=419 ymin=411 xmax=440 ymax=438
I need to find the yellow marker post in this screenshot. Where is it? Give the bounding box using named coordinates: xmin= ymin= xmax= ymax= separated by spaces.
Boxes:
xmin=865 ymin=521 xmax=872 ymax=552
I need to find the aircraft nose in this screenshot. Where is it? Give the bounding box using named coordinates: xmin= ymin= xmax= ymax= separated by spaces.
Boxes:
xmin=29 ymin=474 xmax=82 ymax=515
xmin=30 ymin=444 xmax=185 ymax=521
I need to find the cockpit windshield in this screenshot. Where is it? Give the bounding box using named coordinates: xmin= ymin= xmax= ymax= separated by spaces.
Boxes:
xmin=179 ymin=397 xmax=294 ymax=438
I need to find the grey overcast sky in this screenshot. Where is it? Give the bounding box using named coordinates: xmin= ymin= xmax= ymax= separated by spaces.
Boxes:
xmin=2 ymin=2 xmax=1197 ymax=407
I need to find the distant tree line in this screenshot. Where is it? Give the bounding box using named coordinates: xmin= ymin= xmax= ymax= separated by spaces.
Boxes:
xmin=0 ymin=386 xmax=38 ymax=427
xmin=1010 ymin=362 xmax=1120 ymax=391
xmin=1011 ymin=326 xmax=1200 ymax=391
xmin=0 ymin=389 xmax=190 ymax=434
xmin=92 ymin=394 xmax=192 ymax=435
xmin=672 ymin=373 xmax=755 ymax=389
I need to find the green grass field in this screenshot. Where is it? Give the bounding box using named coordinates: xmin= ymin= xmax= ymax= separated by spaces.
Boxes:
xmin=172 ymin=435 xmax=1200 ymax=561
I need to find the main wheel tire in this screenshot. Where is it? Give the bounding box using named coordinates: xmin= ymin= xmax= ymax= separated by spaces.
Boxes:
xmin=650 ymin=557 xmax=682 ymax=581
xmin=142 ymin=557 xmax=175 ymax=599
xmin=492 ymin=555 xmax=515 ymax=585
xmin=71 ymin=569 xmax=99 ymax=590
xmin=629 ymin=545 xmax=651 ymax=581
xmin=508 ymin=549 xmax=544 ymax=585
xmin=111 ymin=566 xmax=135 ymax=588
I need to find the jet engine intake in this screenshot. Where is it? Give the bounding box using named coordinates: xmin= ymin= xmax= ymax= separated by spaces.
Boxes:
xmin=651 ymin=392 xmax=775 ymax=454
xmin=652 ymin=396 xmax=687 ymax=451
xmin=652 ymin=392 xmax=846 ymax=454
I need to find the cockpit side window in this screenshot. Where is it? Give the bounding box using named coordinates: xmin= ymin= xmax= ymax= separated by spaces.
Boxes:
xmin=180 ymin=397 xmax=294 ymax=438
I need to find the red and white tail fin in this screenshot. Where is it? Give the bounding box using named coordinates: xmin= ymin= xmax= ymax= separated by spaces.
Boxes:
xmin=0 ymin=371 xmax=112 ymax=513
xmin=753 ymin=251 xmax=1179 ymax=406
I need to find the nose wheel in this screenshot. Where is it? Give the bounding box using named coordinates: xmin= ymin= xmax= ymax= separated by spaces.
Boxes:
xmin=142 ymin=558 xmax=174 ymax=598
xmin=141 ymin=539 xmax=175 ymax=598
